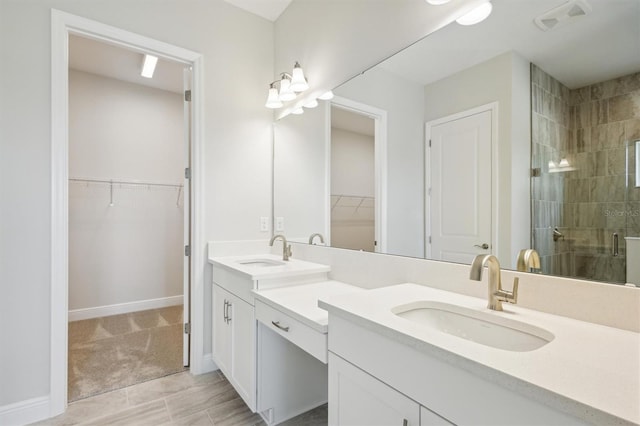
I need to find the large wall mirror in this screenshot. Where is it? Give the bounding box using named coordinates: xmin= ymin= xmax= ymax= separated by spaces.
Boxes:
xmin=273 ymin=0 xmax=640 ymax=286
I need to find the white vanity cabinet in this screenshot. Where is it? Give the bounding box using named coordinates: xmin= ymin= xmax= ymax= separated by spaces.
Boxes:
xmin=329 ymin=353 xmax=451 ymax=426
xmin=209 ymin=253 xmax=333 ymax=423
xmin=212 ymin=284 xmax=256 ymax=410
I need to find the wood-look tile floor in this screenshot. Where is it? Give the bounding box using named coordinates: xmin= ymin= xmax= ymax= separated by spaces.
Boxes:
xmin=34 ymin=370 xmax=327 ymax=426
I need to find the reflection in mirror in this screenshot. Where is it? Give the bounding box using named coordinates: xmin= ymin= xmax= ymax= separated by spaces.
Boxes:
xmin=531 ymin=66 xmax=640 ymax=284
xmin=330 ymin=106 xmax=376 ymax=252
xmin=273 ymin=0 xmax=640 ymax=286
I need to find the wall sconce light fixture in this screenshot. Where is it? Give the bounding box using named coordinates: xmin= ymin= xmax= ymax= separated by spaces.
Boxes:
xmin=265 ymin=62 xmax=309 ymax=109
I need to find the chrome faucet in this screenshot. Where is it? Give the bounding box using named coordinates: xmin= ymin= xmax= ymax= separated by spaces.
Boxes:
xmin=270 ymin=234 xmax=292 ymax=261
xmin=469 ymin=254 xmax=518 ymax=311
xmin=516 ymin=249 xmax=541 ymax=272
xmin=308 ymin=233 xmax=325 ymax=245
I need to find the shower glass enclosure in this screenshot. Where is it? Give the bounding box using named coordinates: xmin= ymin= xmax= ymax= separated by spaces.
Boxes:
xmin=531 ymin=65 xmax=640 ymax=284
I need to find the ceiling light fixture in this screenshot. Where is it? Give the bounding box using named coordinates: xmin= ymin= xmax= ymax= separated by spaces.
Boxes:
xmin=141 ymin=54 xmax=158 ymax=78
xmin=265 ymin=62 xmax=309 ymax=109
xmin=456 ymin=1 xmax=493 ymax=26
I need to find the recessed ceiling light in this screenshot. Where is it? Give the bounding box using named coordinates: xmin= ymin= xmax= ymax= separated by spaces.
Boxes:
xmin=456 ymin=1 xmax=493 ymax=26
xmin=141 ymin=54 xmax=158 ymax=78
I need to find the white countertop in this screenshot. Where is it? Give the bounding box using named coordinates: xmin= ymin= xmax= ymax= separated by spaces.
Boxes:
xmin=319 ymin=283 xmax=640 ymax=425
xmin=253 ymin=281 xmax=365 ymax=333
xmin=208 ymin=253 xmax=330 ymax=281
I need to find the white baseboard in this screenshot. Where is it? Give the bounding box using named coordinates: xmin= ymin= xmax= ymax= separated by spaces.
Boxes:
xmin=0 ymin=396 xmax=50 ymax=426
xmin=69 ymin=295 xmax=183 ymax=321
xmin=200 ymin=353 xmax=218 ymax=374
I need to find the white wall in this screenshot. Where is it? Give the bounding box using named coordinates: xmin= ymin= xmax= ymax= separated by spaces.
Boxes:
xmin=0 ymin=0 xmax=273 ymax=409
xmin=331 ymin=128 xmax=374 ymax=197
xmin=68 ymin=70 xmax=183 ymax=312
xmin=273 ymin=103 xmax=329 ymax=243
xmin=335 ymin=67 xmax=426 ymax=258
xmin=423 ymin=51 xmax=531 ymax=268
xmin=331 ymin=128 xmax=375 ymax=251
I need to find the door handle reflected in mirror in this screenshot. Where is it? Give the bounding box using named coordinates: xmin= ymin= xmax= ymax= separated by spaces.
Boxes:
xmin=474 ymin=243 xmax=489 ymax=249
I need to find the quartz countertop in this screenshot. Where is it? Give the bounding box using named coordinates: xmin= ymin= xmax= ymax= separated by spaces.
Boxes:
xmin=208 ymin=253 xmax=330 ymax=281
xmin=319 ymin=283 xmax=640 ymax=425
xmin=253 ymin=281 xmax=364 ymax=333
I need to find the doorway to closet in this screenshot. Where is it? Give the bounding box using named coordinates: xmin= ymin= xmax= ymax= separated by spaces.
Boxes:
xmin=67 ymin=34 xmax=190 ymax=402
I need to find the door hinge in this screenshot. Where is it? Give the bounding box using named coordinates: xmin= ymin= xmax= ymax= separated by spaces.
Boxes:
xmin=184 ymin=323 xmax=191 ymax=334
xmin=428 ymin=236 xmax=432 ymax=244
xmin=184 ymin=90 xmax=192 ymax=102
xmin=185 ymin=245 xmax=191 ymax=257
xmin=185 ymin=167 xmax=191 ymax=179
xmin=429 ymin=139 xmax=432 ymax=147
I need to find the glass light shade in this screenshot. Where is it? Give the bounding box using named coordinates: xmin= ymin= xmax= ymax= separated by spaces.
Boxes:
xmin=278 ymin=77 xmax=296 ymax=102
xmin=426 ymin=0 xmax=451 ymax=4
xmin=318 ymin=90 xmax=334 ymax=100
xmin=456 ymin=1 xmax=493 ymax=25
xmin=559 ymin=158 xmax=570 ymax=167
xmin=303 ymin=99 xmax=319 ymax=108
xmin=291 ymin=107 xmax=304 ymax=115
xmin=290 ymin=63 xmax=309 ymax=92
xmin=265 ymin=87 xmax=283 ymax=109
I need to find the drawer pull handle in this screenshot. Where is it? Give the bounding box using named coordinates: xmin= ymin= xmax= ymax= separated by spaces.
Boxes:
xmin=271 ymin=321 xmax=290 ymax=332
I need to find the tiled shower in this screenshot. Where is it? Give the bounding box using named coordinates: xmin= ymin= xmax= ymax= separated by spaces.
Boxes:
xmin=531 ymin=65 xmax=639 ymax=283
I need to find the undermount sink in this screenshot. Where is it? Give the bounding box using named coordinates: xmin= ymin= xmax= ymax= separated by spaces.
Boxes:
xmin=236 ymin=258 xmax=285 ymax=267
xmin=391 ymin=301 xmax=554 ymax=352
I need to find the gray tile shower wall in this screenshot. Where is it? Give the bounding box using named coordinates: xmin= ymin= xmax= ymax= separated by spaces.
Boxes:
xmin=532 ymin=65 xmax=640 ymax=283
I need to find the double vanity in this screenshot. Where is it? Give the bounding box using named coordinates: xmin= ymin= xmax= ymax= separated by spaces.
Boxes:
xmin=209 ymin=247 xmax=639 ymax=426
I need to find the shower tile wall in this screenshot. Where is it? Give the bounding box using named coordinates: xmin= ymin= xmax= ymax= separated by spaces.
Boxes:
xmin=531 ymin=64 xmax=573 ymax=276
xmin=532 ymin=65 xmax=640 ymax=282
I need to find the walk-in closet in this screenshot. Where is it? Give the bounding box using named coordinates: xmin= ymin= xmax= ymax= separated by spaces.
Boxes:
xmin=67 ymin=34 xmax=189 ymax=401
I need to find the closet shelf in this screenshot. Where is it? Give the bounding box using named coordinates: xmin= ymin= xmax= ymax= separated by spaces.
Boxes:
xmin=69 ymin=177 xmax=183 ymax=189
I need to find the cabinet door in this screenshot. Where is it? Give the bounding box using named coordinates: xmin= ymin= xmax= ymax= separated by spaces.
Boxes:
xmin=329 ymin=353 xmax=420 ymax=426
xmin=212 ymin=284 xmax=232 ymax=375
xmin=229 ymin=294 xmax=256 ymax=411
xmin=420 ymin=406 xmax=453 ymax=426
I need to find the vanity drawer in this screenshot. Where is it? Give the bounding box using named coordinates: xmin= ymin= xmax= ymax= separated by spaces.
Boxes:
xmin=255 ymin=300 xmax=327 ymax=363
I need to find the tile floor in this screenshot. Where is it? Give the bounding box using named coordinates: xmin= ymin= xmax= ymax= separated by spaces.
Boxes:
xmin=34 ymin=370 xmax=327 ymax=426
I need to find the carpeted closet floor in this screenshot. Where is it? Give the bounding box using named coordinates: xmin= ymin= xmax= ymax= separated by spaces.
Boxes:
xmin=68 ymin=305 xmax=186 ymax=402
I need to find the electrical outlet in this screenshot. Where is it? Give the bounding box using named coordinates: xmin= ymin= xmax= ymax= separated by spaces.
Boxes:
xmin=260 ymin=217 xmax=269 ymax=232
xmin=276 ymin=217 xmax=284 ymax=232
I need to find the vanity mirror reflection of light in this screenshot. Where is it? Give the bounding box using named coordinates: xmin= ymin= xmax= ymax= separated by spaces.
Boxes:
xmin=272 ymin=0 xmax=640 ymax=286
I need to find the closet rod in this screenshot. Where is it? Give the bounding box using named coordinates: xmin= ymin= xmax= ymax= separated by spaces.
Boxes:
xmin=69 ymin=178 xmax=183 ymax=189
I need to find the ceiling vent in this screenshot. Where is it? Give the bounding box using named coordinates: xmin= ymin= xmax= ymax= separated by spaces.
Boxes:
xmin=534 ymin=0 xmax=592 ymax=31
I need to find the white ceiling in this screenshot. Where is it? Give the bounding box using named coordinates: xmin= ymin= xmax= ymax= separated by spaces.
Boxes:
xmin=222 ymin=0 xmax=293 ymax=21
xmin=69 ymin=35 xmax=186 ymax=94
xmin=377 ymin=0 xmax=640 ymax=89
